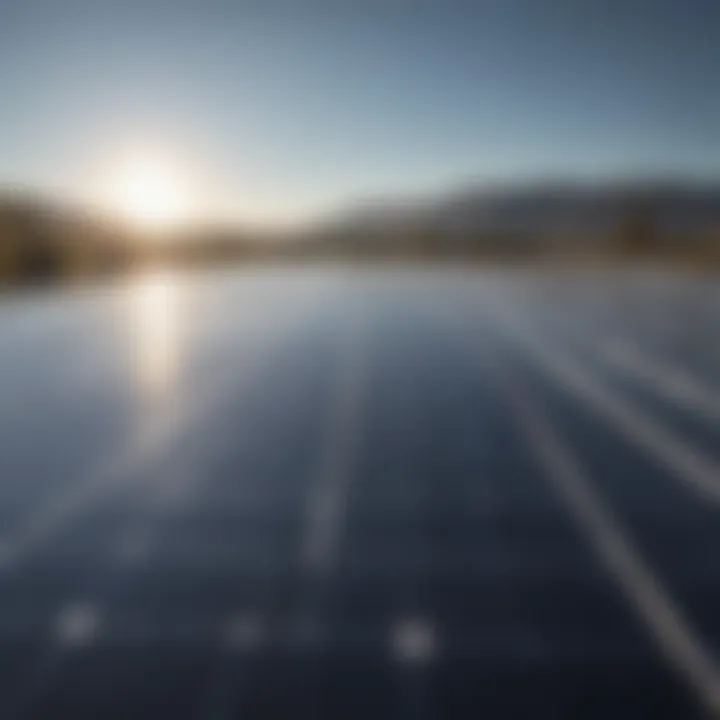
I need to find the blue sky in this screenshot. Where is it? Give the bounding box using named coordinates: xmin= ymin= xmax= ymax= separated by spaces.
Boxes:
xmin=1 ymin=0 xmax=719 ymax=224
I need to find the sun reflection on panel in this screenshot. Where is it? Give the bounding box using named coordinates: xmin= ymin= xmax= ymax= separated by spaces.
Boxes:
xmin=128 ymin=271 xmax=183 ymax=404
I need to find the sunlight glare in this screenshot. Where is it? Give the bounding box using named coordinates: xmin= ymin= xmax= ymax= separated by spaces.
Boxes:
xmin=128 ymin=271 xmax=183 ymax=402
xmin=112 ymin=154 xmax=188 ymax=228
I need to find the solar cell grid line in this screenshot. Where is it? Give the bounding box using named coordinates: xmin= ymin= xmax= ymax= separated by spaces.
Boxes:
xmin=485 ymin=297 xmax=720 ymax=508
xmin=195 ymin=303 xmax=369 ymax=720
xmin=296 ymin=307 xmax=367 ymax=588
xmin=538 ymin=275 xmax=720 ymax=392
xmin=505 ymin=376 xmax=720 ymax=718
xmin=289 ymin=304 xmax=368 ymax=650
xmin=598 ymin=339 xmax=720 ymax=421
xmin=500 ymin=284 xmax=720 ymax=468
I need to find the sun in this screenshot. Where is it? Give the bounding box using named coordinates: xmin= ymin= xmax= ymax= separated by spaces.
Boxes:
xmin=111 ymin=154 xmax=188 ymax=228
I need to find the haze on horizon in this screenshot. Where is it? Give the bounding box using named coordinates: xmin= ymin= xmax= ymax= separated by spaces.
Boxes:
xmin=1 ymin=0 xmax=720 ymax=228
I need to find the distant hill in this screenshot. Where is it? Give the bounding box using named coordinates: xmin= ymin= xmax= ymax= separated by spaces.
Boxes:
xmin=430 ymin=181 xmax=720 ymax=235
xmin=0 ymin=190 xmax=280 ymax=284
xmin=322 ymin=180 xmax=720 ymax=257
xmin=0 ymin=191 xmax=136 ymax=282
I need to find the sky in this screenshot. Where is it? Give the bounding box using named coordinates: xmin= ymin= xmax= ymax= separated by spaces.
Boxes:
xmin=1 ymin=0 xmax=719 ymax=225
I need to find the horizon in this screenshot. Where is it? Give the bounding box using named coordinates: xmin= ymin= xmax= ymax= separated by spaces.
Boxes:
xmin=5 ymin=170 xmax=720 ymax=237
